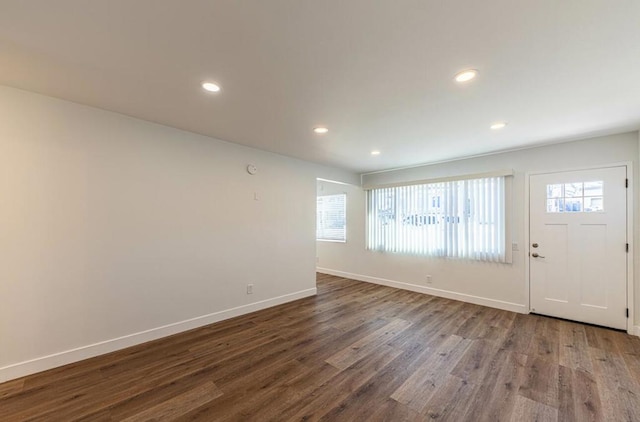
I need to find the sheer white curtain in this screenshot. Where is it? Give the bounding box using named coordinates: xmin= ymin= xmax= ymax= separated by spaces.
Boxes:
xmin=366 ymin=176 xmax=506 ymax=262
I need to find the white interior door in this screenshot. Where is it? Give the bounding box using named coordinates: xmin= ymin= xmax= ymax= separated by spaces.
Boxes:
xmin=529 ymin=166 xmax=627 ymax=330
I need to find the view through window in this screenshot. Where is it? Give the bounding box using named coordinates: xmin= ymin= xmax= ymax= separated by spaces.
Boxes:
xmin=317 ymin=194 xmax=346 ymax=242
xmin=546 ymin=181 xmax=603 ymax=213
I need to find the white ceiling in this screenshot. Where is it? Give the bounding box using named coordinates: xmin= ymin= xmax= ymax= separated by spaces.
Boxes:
xmin=1 ymin=1 xmax=639 ymax=173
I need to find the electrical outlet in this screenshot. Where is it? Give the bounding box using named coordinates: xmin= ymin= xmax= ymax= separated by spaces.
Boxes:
xmin=426 ymin=275 xmax=432 ymax=284
xmin=512 ymin=242 xmax=519 ymax=251
xmin=247 ymin=284 xmax=254 ymax=294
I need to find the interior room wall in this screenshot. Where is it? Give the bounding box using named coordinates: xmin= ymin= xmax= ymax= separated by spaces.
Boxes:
xmin=0 ymin=85 xmax=358 ymax=382
xmin=317 ymin=131 xmax=639 ymax=334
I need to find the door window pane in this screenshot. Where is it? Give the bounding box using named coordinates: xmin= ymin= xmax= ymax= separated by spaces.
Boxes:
xmin=584 ymin=181 xmax=603 ymax=196
xmin=565 ymin=198 xmax=582 ymax=212
xmin=547 ymin=184 xmax=563 ymax=198
xmin=546 ymin=181 xmax=603 ymax=213
xmin=547 ymin=198 xmax=564 ymax=213
xmin=585 ymin=197 xmax=603 ymax=212
xmin=564 ymin=183 xmax=583 ymax=197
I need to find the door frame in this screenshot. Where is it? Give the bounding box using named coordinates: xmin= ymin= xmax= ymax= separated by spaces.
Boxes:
xmin=525 ymin=161 xmax=634 ymax=334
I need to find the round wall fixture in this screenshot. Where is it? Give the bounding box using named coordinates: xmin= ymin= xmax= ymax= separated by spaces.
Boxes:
xmin=246 ymin=164 xmax=258 ymax=175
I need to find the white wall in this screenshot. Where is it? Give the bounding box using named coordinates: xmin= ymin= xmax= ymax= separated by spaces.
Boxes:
xmin=318 ymin=132 xmax=640 ymax=331
xmin=0 ymin=85 xmax=358 ymax=382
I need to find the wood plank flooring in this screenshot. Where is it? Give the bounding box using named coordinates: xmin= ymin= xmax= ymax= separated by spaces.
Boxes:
xmin=1 ymin=273 xmax=639 ymax=421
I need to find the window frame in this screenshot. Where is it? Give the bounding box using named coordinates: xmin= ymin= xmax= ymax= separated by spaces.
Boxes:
xmin=316 ymin=193 xmax=347 ymax=243
xmin=365 ymin=172 xmax=512 ymax=263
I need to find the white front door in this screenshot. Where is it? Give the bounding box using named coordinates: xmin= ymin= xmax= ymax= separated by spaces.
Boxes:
xmin=529 ymin=166 xmax=627 ymax=330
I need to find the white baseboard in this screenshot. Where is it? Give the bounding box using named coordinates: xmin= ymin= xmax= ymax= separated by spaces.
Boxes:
xmin=634 ymin=325 xmax=640 ymax=337
xmin=317 ymin=267 xmax=527 ymax=314
xmin=0 ymin=287 xmax=316 ymax=384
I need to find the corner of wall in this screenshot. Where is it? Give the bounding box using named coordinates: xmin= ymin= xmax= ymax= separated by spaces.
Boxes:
xmin=0 ymin=287 xmax=316 ymax=384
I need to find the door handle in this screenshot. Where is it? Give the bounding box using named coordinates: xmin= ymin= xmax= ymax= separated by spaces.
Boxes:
xmin=531 ymin=252 xmax=545 ymax=258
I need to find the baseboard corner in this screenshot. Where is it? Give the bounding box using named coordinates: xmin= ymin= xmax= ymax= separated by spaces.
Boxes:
xmin=316 ymin=267 xmax=526 ymax=314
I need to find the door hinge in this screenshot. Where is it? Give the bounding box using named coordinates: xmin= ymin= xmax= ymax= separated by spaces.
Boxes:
xmin=627 ymin=308 xmax=629 ymax=318
xmin=625 ymin=178 xmax=628 ymax=188
xmin=626 ymin=243 xmax=629 ymax=253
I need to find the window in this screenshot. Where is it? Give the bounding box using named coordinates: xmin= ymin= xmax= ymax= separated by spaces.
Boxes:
xmin=317 ymin=194 xmax=346 ymax=241
xmin=366 ymin=176 xmax=508 ymax=262
xmin=546 ymin=181 xmax=603 ymax=213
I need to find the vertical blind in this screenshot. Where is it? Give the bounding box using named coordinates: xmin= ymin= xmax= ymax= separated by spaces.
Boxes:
xmin=366 ymin=176 xmax=506 ymax=262
xmin=317 ymin=193 xmax=346 ymax=241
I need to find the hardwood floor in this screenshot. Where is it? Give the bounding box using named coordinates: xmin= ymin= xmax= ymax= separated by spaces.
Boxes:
xmin=1 ymin=273 xmax=640 ymax=421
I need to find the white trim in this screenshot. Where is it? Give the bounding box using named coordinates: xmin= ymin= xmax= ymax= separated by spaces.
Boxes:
xmin=526 ymin=162 xmax=634 ymax=335
xmin=316 ymin=177 xmax=359 ymax=187
xmin=634 ymin=325 xmax=640 ymax=337
xmin=525 ymin=162 xmax=633 ymax=176
xmin=627 ymin=164 xmax=635 ymax=335
xmin=524 ymin=171 xmax=531 ymax=313
xmin=362 ymin=169 xmax=514 ymax=190
xmin=317 ymin=267 xmax=527 ymax=314
xmin=0 ymin=288 xmax=316 ymax=383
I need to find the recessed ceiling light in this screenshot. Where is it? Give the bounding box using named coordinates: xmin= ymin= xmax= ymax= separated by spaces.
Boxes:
xmin=454 ymin=69 xmax=478 ymax=83
xmin=202 ymin=82 xmax=221 ymax=93
xmin=313 ymin=127 xmax=329 ymax=134
xmin=490 ymin=122 xmax=508 ymax=130
xmin=371 ymin=150 xmax=381 ymax=156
